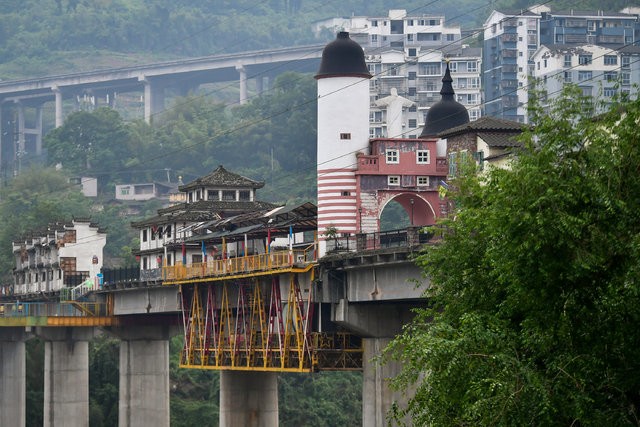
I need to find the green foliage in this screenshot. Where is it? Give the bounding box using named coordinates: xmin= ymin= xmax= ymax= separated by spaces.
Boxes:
xmin=0 ymin=167 xmax=91 ymax=282
xmin=386 ymin=89 xmax=640 ymax=425
xmin=279 ymin=372 xmax=362 ymax=426
xmin=25 ymin=338 xmax=44 ymax=426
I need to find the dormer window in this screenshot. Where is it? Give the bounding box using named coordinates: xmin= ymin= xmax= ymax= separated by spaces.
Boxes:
xmin=207 ymin=190 xmax=219 ymax=201
xmin=239 ymin=190 xmax=250 ymax=201
xmin=222 ymin=190 xmax=235 ymax=201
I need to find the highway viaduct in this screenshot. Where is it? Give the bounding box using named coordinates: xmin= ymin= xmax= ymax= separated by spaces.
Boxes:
xmin=0 ymin=231 xmax=430 ymax=427
xmin=0 ymin=44 xmax=323 ymax=175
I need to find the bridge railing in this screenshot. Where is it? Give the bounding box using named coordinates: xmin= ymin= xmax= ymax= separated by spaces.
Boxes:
xmin=0 ymin=301 xmax=109 ymax=317
xmin=101 ymin=266 xmax=140 ymax=285
xmin=163 ymin=246 xmax=317 ymax=282
xmin=356 ymin=227 xmax=439 ymax=252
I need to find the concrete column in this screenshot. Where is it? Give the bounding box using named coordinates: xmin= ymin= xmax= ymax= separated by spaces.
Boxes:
xmin=236 ymin=64 xmax=248 ymax=105
xmin=139 ymin=76 xmax=165 ymax=123
xmin=220 ymin=371 xmax=278 ymax=427
xmin=255 ymin=76 xmax=264 ymax=96
xmin=362 ymin=338 xmax=410 ymax=427
xmin=52 ymin=86 xmax=63 ymax=127
xmin=38 ymin=327 xmax=95 ymax=427
xmin=110 ymin=325 xmax=171 ymax=427
xmin=0 ymin=328 xmax=29 ymax=427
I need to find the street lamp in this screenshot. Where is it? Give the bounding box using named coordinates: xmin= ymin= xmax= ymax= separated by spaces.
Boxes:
xmin=410 ymin=198 xmax=415 ymax=226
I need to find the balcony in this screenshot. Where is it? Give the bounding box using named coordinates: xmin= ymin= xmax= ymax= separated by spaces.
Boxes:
xmin=357 ymin=155 xmax=379 ymax=172
xmin=162 ymin=246 xmax=317 ymax=284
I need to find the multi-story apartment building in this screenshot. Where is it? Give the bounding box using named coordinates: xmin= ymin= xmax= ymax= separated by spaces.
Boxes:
xmin=531 ymin=44 xmax=640 ymax=110
xmin=315 ymin=9 xmax=482 ymax=138
xmin=484 ymin=5 xmax=640 ymax=122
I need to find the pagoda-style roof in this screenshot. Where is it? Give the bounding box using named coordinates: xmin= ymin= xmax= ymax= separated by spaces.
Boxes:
xmin=131 ymin=200 xmax=279 ymax=228
xmin=179 ymin=165 xmax=264 ymax=192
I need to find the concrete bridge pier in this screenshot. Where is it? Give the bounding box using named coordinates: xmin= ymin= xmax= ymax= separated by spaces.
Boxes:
xmin=220 ymin=371 xmax=278 ymax=427
xmin=139 ymin=75 xmax=166 ymax=123
xmin=236 ymin=64 xmax=248 ymax=105
xmin=110 ymin=324 xmax=172 ymax=427
xmin=37 ymin=326 xmax=95 ymax=427
xmin=52 ymin=86 xmax=64 ymax=127
xmin=333 ymin=300 xmax=419 ymax=426
xmin=0 ymin=327 xmax=29 ymax=427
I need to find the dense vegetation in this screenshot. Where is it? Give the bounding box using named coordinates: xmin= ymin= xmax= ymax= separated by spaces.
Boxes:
xmin=386 ymin=88 xmax=640 ymax=425
xmin=0 ymin=0 xmax=628 ymax=79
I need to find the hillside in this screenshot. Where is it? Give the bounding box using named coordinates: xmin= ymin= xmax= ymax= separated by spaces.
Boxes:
xmin=0 ymin=0 xmax=509 ymax=79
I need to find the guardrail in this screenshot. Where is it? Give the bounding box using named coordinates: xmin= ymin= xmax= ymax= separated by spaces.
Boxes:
xmin=0 ymin=301 xmax=109 ymax=317
xmin=163 ymin=246 xmax=317 ymax=282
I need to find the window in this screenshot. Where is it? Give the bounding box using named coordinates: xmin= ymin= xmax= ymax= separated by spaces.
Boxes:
xmin=448 ymin=152 xmax=457 ymax=177
xmin=207 ymin=190 xmax=218 ymax=200
xmin=408 ymin=119 xmax=417 ymax=128
xmin=622 ymin=56 xmax=631 ymax=69
xmin=580 ymin=86 xmax=593 ymax=97
xmin=446 ymin=34 xmax=455 ymax=41
xmin=371 ymin=35 xmax=377 ymax=43
xmin=543 ymin=59 xmax=547 ymax=68
xmin=467 ymin=61 xmax=478 ymax=72
xmin=604 ymin=55 xmax=617 ymax=65
xmin=222 ymin=190 xmax=235 ymax=201
xmin=421 ymin=63 xmax=441 ymax=75
xmin=239 ymin=190 xmax=250 ymax=201
xmin=622 ymin=72 xmax=631 ymax=85
xmin=372 ymin=20 xmax=378 ymax=27
xmin=564 ymin=71 xmax=572 ymax=82
xmin=473 ymin=151 xmax=485 ymax=171
xmin=340 ymin=133 xmax=351 ymax=140
xmin=386 ymin=149 xmax=399 ymax=164
xmin=604 ymin=88 xmax=617 ymax=97
xmin=604 ymin=71 xmax=618 ymax=82
xmin=408 ymin=48 xmax=416 ymax=57
xmin=142 ymin=229 xmax=148 ymax=242
xmin=120 ymin=187 xmax=130 ymax=195
xmin=578 ymin=71 xmax=592 ymax=81
xmin=417 ymin=176 xmax=429 ymax=186
xmin=408 ymin=87 xmax=416 ymax=96
xmin=564 ymin=54 xmax=572 ymax=67
xmin=407 ymin=34 xmax=414 ymax=42
xmin=578 ymin=54 xmax=592 ymax=65
xmin=408 ymin=71 xmax=416 ymax=80
xmin=448 ymin=62 xmax=458 ymax=73
xmin=341 ymin=191 xmax=350 ymax=196
xmin=166 ymin=225 xmax=172 ymax=238
xmin=388 ymin=175 xmax=400 ymax=185
xmin=143 ymin=257 xmax=148 ymax=270
xmin=408 ymin=105 xmax=417 ymax=112
xmin=407 ymin=19 xmax=414 ymax=26
xmin=555 ymin=34 xmax=564 ymax=43
xmin=192 ymin=254 xmax=202 ymax=264
xmin=417 ymin=150 xmax=430 ymax=164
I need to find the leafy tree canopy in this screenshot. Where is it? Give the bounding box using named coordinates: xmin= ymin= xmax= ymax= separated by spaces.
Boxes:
xmin=386 ymin=88 xmax=640 ymax=426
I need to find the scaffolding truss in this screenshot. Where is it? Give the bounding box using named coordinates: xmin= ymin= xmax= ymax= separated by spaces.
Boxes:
xmin=179 ymin=272 xmax=362 ymax=372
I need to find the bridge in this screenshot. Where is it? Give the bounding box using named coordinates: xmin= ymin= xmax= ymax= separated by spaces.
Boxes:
xmin=0 ymin=227 xmax=432 ymax=427
xmin=0 ymin=44 xmax=323 ymax=173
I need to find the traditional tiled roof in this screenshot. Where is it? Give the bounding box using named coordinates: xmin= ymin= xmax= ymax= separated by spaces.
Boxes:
xmin=179 ymin=165 xmax=264 ymax=192
xmin=477 ymin=132 xmax=523 ymax=148
xmin=439 ymin=116 xmax=525 ymax=138
xmin=131 ymin=200 xmax=279 ymax=228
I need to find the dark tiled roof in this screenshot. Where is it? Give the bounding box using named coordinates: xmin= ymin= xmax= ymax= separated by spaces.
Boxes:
xmin=179 ymin=165 xmax=264 ymax=191
xmin=495 ymin=9 xmax=540 ymax=17
xmin=478 ymin=132 xmax=523 ymax=148
xmin=131 ymin=200 xmax=279 ymax=228
xmin=439 ymin=116 xmax=525 ymax=137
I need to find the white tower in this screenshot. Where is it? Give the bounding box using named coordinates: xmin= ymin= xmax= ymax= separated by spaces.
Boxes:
xmin=315 ymin=32 xmax=372 ymax=256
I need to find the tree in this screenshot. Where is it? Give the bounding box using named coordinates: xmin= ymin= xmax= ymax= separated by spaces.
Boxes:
xmin=386 ymin=89 xmax=640 ymax=426
xmin=44 ymin=108 xmax=135 ymax=189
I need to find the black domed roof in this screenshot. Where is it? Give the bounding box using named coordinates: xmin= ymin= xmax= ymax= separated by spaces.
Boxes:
xmin=420 ymin=62 xmax=469 ymax=137
xmin=315 ymin=32 xmax=372 ymax=80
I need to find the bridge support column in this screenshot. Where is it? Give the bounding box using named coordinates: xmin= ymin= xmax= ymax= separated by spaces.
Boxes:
xmin=362 ymin=338 xmax=410 ymax=427
xmin=0 ymin=328 xmax=29 ymax=427
xmin=139 ymin=76 xmax=165 ymax=123
xmin=110 ymin=325 xmax=171 ymax=427
xmin=220 ymin=371 xmax=278 ymax=427
xmin=236 ymin=64 xmax=248 ymax=105
xmin=52 ymin=86 xmax=63 ymax=127
xmin=38 ymin=327 xmax=95 ymax=427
